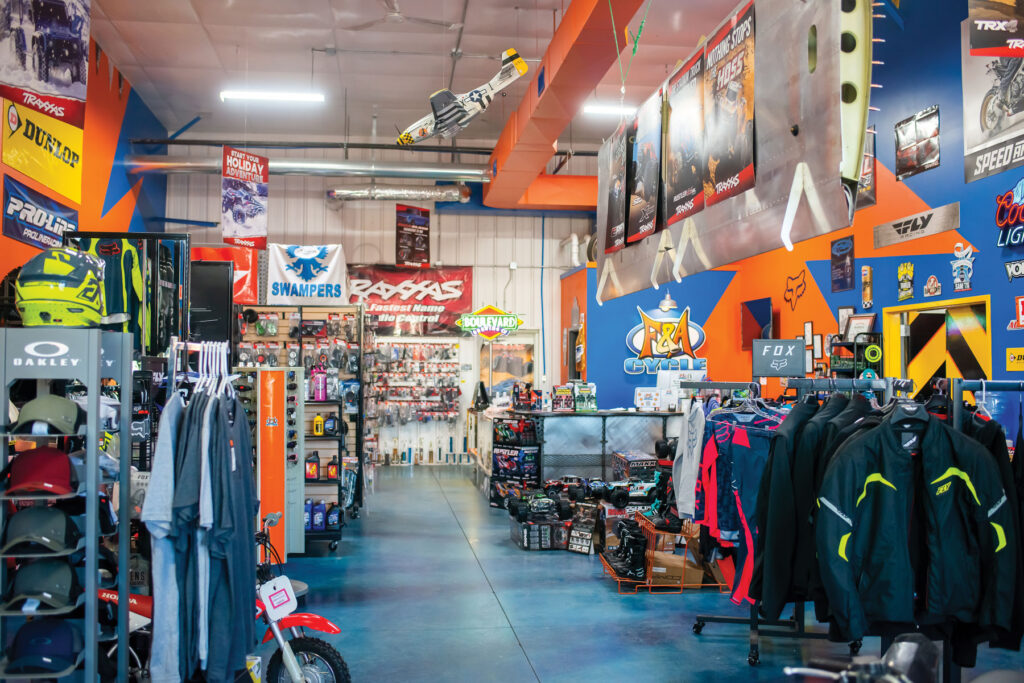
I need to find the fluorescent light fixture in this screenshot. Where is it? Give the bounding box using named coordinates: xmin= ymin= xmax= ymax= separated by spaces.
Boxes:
xmin=582 ymin=102 xmax=636 ymax=116
xmin=219 ymin=90 xmax=325 ymax=103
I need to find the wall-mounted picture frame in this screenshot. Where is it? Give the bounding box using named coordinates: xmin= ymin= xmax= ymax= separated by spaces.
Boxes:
xmin=838 ymin=307 xmax=855 ymax=337
xmin=804 ymin=321 xmax=814 ymax=347
xmin=814 ymin=361 xmax=828 ymax=378
xmin=805 ymin=348 xmax=814 ymax=375
xmin=845 ymin=313 xmax=877 ymax=341
xmin=813 ymin=334 xmax=823 ymax=359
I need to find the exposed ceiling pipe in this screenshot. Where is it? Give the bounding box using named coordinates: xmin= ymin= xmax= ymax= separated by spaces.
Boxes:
xmin=559 ymin=233 xmax=582 ymax=267
xmin=124 ymin=155 xmax=491 ymax=182
xmin=128 ymin=138 xmax=598 ymax=156
xmin=327 ymin=184 xmax=471 ymax=204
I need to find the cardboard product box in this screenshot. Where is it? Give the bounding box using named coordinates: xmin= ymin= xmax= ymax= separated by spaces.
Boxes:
xmin=611 ymin=450 xmax=658 ymax=481
xmin=550 ymin=520 xmax=571 ymax=550
xmin=510 ymin=517 xmax=565 ymax=550
xmin=653 ymin=534 xmax=677 ymax=553
xmin=649 ymin=550 xmax=705 ymax=586
xmin=568 ymin=503 xmax=599 ymax=554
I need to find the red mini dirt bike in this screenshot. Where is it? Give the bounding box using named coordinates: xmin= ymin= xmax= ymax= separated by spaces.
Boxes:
xmin=98 ymin=513 xmax=349 ymax=682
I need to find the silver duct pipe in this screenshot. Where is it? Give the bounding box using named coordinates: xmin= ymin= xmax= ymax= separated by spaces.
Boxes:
xmin=124 ymin=155 xmax=491 ymax=183
xmin=327 ymin=184 xmax=471 ymax=203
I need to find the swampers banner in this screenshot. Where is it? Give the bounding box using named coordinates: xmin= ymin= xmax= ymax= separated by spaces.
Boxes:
xmin=0 ymin=1 xmax=89 ymax=128
xmin=2 ymin=98 xmax=83 ymax=203
xmin=221 ymin=146 xmax=269 ymax=249
xmin=663 ymin=49 xmax=705 ymax=225
xmin=599 ymin=121 xmax=628 ymax=254
xmin=395 ymin=204 xmax=430 ymax=268
xmin=267 ymin=244 xmax=349 ymax=305
xmin=626 ymin=88 xmax=663 ymax=243
xmin=702 ymin=0 xmax=755 ymax=206
xmin=348 ymin=264 xmax=473 ymax=335
xmin=968 ymin=0 xmax=1024 ymax=56
xmin=3 ymin=175 xmax=77 ymax=250
xmin=190 ymin=245 xmax=258 ymax=304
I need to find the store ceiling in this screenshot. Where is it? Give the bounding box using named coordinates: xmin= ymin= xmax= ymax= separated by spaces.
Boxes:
xmin=92 ymin=0 xmax=725 ymax=148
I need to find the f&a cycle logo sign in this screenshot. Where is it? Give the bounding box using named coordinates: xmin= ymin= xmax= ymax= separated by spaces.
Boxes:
xmin=623 ymin=292 xmax=707 ymax=375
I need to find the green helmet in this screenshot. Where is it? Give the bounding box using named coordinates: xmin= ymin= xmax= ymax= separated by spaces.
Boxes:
xmin=15 ymin=248 xmax=106 ymax=327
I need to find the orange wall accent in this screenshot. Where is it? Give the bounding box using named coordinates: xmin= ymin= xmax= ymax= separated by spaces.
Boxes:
xmin=258 ymin=370 xmax=288 ymax=560
xmin=559 ymin=266 xmax=591 ymax=383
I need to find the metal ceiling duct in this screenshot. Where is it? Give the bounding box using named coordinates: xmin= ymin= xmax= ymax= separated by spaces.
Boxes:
xmin=327 ymin=184 xmax=471 ymax=203
xmin=124 ymin=155 xmax=491 ymax=183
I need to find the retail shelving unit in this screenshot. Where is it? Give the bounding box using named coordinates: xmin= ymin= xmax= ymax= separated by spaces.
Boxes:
xmin=0 ymin=329 xmax=133 ymax=680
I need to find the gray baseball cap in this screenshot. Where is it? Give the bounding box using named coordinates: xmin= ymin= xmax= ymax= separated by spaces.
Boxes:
xmin=11 ymin=395 xmax=84 ymax=436
xmin=0 ymin=506 xmax=82 ymax=556
xmin=1 ymin=559 xmax=82 ymax=612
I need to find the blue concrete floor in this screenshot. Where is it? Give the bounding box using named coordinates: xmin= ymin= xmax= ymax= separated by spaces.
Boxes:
xmin=281 ymin=467 xmax=1023 ymax=682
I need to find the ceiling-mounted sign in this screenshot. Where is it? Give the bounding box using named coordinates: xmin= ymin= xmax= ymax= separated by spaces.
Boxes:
xmin=2 ymin=176 xmax=77 ymax=250
xmin=457 ymin=305 xmax=523 ymax=341
xmin=221 ymin=146 xmax=269 ymax=249
xmin=752 ymin=339 xmax=805 ymax=377
xmin=600 ymin=121 xmax=628 ymax=254
xmin=626 ymin=88 xmax=663 ymax=244
xmin=348 ymin=264 xmax=472 ymax=335
xmin=663 ymin=49 xmax=706 ymax=226
xmin=267 ymin=244 xmax=348 ymax=305
xmin=873 ymin=202 xmax=960 ymax=249
xmin=396 ymin=204 xmax=430 ymax=268
xmin=2 ymin=99 xmax=83 ymax=203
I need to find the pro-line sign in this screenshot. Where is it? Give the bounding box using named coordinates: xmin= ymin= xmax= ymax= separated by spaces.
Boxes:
xmin=456 ymin=305 xmax=523 ymax=341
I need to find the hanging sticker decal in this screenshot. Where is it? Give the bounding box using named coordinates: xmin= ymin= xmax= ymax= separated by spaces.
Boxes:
xmin=897 ymin=262 xmax=915 ymax=301
xmin=924 ymin=275 xmax=942 ymax=297
xmin=1009 ymin=295 xmax=1024 ymax=331
xmin=951 ymin=242 xmax=975 ymax=292
xmin=784 ymin=269 xmax=807 ymax=311
xmin=861 ymin=265 xmax=874 ymax=309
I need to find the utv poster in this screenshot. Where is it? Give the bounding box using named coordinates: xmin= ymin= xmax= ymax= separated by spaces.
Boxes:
xmin=0 ymin=0 xmax=89 ymax=127
xmin=702 ymin=0 xmax=755 ymax=207
xmin=2 ymin=174 xmax=76 ymax=249
xmin=601 ymin=121 xmax=628 ymax=254
xmin=348 ymin=264 xmax=472 ymax=336
xmin=961 ymin=19 xmax=1024 ymax=182
xmin=663 ymin=49 xmax=705 ymax=225
xmin=395 ymin=204 xmax=430 ymax=268
xmin=221 ymin=146 xmax=269 ymax=249
xmin=625 ymin=89 xmax=663 ymax=243
xmin=968 ymin=0 xmax=1024 ymax=57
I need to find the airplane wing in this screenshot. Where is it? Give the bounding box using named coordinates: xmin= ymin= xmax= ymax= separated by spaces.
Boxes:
xmin=429 ymin=89 xmax=460 ymax=118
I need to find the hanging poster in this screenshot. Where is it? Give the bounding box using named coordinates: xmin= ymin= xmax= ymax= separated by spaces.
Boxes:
xmin=0 ymin=0 xmax=89 ymax=127
xmin=702 ymin=0 xmax=755 ymax=206
xmin=267 ymin=243 xmax=348 ymax=305
xmin=968 ymin=0 xmax=1024 ymax=57
xmin=894 ymin=105 xmax=940 ymax=181
xmin=663 ymin=49 xmax=705 ymax=225
xmin=2 ymin=98 xmax=82 ymax=202
xmin=2 ymin=175 xmax=76 ymax=249
xmin=600 ymin=121 xmax=628 ymax=254
xmin=395 ymin=204 xmax=430 ymax=268
xmin=830 ymin=236 xmax=855 ymax=293
xmin=348 ymin=264 xmax=472 ymax=335
xmin=857 ymin=127 xmax=877 ymax=209
xmin=190 ymin=245 xmax=259 ymax=304
xmin=626 ymin=89 xmax=663 ymax=243
xmin=221 ymin=146 xmax=269 ymax=249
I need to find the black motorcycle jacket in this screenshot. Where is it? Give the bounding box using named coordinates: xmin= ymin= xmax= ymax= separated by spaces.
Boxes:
xmin=816 ymin=414 xmax=1016 ymax=643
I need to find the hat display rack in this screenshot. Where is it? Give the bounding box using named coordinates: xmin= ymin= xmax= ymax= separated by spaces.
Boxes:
xmin=0 ymin=329 xmax=133 ymax=680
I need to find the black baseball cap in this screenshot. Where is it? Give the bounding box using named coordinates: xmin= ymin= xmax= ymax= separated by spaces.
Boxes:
xmin=4 ymin=618 xmax=83 ymax=674
xmin=1 ymin=558 xmax=83 ymax=612
xmin=0 ymin=506 xmax=82 ymax=556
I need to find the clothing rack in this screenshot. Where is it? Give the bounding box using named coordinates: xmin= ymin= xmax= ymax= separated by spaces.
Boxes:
xmin=950 ymin=379 xmax=1024 ymax=430
xmin=167 ymin=336 xmax=231 ymax=385
xmin=786 ymin=377 xmax=914 ymax=403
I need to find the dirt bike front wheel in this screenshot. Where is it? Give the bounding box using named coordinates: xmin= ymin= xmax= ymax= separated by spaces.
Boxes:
xmin=267 ymin=636 xmax=351 ymax=683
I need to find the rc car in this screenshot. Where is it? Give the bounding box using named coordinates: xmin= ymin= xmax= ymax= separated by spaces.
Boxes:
xmin=507 ymin=491 xmax=571 ymax=523
xmin=603 ymin=477 xmax=658 ymax=509
xmin=544 ymin=475 xmax=610 ymax=502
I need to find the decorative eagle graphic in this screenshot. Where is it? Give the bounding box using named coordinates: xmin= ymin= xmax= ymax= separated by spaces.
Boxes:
xmin=784 ymin=269 xmax=807 ymax=311
xmin=285 ymin=246 xmax=330 ymax=282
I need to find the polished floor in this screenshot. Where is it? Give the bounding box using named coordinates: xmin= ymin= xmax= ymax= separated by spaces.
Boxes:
xmin=280 ymin=467 xmax=1023 ymax=682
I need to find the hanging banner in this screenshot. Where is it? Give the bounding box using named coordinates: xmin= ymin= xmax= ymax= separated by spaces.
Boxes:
xmin=625 ymin=88 xmax=663 ymax=243
xmin=221 ymin=146 xmax=269 ymax=249
xmin=2 ymin=175 xmax=77 ymax=249
xmin=600 ymin=121 xmax=628 ymax=254
xmin=191 ymin=245 xmax=259 ymax=304
xmin=830 ymin=236 xmax=855 ymax=293
xmin=0 ymin=2 xmax=89 ymax=128
xmin=663 ymin=49 xmax=706 ymax=225
xmin=348 ymin=264 xmax=472 ymax=336
xmin=2 ymin=98 xmax=82 ymax=203
xmin=702 ymin=0 xmax=756 ymax=207
xmin=395 ymin=204 xmax=430 ymax=268
xmin=968 ymin=0 xmax=1024 ymax=57
xmin=267 ymin=244 xmax=348 ymax=305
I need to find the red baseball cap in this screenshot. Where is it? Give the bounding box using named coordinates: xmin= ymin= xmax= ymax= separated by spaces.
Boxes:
xmin=1 ymin=448 xmax=76 ymax=497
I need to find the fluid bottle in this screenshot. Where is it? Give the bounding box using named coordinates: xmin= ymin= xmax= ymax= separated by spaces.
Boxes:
xmin=313 ymin=413 xmax=325 ymax=436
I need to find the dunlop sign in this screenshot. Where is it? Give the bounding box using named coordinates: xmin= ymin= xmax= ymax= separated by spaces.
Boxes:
xmin=456 ymin=305 xmax=523 ymax=341
xmin=2 ymin=99 xmax=83 ymax=203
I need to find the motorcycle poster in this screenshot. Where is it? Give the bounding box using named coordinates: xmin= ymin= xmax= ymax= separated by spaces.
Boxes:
xmin=662 ymin=48 xmax=705 ymax=226
xmin=894 ymin=105 xmax=940 ymax=181
xmin=625 ymin=88 xmax=663 ymax=244
xmin=702 ymin=0 xmax=755 ymax=207
xmin=968 ymin=0 xmax=1024 ymax=57
xmin=0 ymin=0 xmax=89 ymax=127
xmin=600 ymin=120 xmax=628 ymax=254
xmin=221 ymin=146 xmax=269 ymax=250
xmin=962 ymin=19 xmax=1024 ymax=182
xmin=395 ymin=204 xmax=430 ymax=268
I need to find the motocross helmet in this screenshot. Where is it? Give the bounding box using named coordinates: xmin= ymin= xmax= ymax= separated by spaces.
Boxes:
xmin=15 ymin=248 xmax=106 ymax=327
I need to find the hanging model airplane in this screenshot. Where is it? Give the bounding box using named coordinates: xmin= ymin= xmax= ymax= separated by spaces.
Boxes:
xmin=396 ymin=49 xmax=528 ymax=145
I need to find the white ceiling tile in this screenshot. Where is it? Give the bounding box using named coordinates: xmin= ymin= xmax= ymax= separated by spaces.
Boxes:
xmin=194 ymin=0 xmax=334 ymax=28
xmin=115 ymin=21 xmax=223 ymax=70
xmin=95 ymin=0 xmax=200 ymax=23
xmin=91 ymin=19 xmax=139 ymax=68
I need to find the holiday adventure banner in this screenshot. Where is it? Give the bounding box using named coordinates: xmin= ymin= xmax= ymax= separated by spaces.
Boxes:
xmin=600 ymin=120 xmax=628 ymax=254
xmin=702 ymin=0 xmax=756 ymax=206
xmin=626 ymin=88 xmax=663 ymax=243
xmin=663 ymin=48 xmax=706 ymax=225
xmin=395 ymin=204 xmax=430 ymax=268
xmin=267 ymin=243 xmax=348 ymax=305
xmin=2 ymin=175 xmax=77 ymax=249
xmin=190 ymin=245 xmax=259 ymax=304
xmin=0 ymin=0 xmax=90 ymax=127
xmin=221 ymin=146 xmax=269 ymax=249
xmin=348 ymin=264 xmax=473 ymax=335
xmin=2 ymin=98 xmax=83 ymax=202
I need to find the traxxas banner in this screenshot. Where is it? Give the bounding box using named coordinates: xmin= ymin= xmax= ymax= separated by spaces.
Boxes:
xmin=267 ymin=244 xmax=348 ymax=305
xmin=348 ymin=264 xmax=473 ymax=336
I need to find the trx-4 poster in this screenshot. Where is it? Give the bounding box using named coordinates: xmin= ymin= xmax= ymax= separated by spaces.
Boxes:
xmin=221 ymin=146 xmax=269 ymax=249
xmin=600 ymin=121 xmax=628 ymax=254
xmin=702 ymin=0 xmax=755 ymax=207
xmin=663 ymin=49 xmax=705 ymax=225
xmin=267 ymin=243 xmax=348 ymax=305
xmin=2 ymin=98 xmax=82 ymax=202
xmin=348 ymin=264 xmax=472 ymax=336
xmin=2 ymin=175 xmax=76 ymax=249
xmin=969 ymin=0 xmax=1024 ymax=57
xmin=395 ymin=204 xmax=429 ymax=268
xmin=626 ymin=89 xmax=663 ymax=243
xmin=0 ymin=0 xmax=89 ymax=128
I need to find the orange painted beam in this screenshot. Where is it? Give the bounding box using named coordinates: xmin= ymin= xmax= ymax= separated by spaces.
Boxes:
xmin=483 ymin=0 xmax=643 ymax=210
xmin=519 ymin=174 xmax=598 ymax=211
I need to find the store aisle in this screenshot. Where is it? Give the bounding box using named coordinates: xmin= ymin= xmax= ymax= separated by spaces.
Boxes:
xmin=280 ymin=469 xmax=1020 ymax=682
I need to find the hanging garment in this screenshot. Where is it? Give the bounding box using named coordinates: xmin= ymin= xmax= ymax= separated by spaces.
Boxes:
xmin=77 ymin=238 xmax=145 ymax=341
xmin=818 ymin=394 xmax=877 ymax=488
xmin=673 ymin=398 xmax=705 ymax=517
